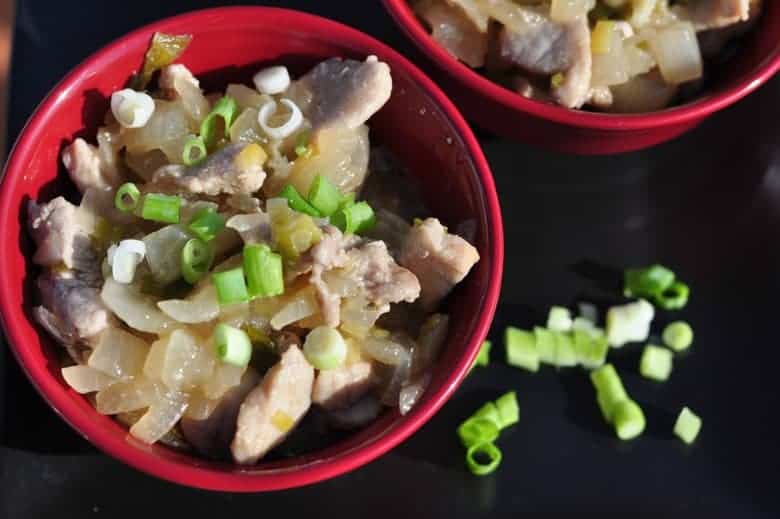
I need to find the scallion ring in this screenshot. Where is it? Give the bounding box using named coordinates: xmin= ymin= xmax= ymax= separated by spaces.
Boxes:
xmin=114 ymin=182 xmax=141 ymax=213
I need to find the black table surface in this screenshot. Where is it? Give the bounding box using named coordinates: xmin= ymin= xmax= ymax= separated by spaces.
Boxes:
xmin=2 ymin=1 xmax=779 ymax=517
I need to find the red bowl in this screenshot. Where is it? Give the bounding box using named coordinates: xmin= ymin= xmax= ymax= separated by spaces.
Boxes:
xmin=383 ymin=0 xmax=780 ymax=154
xmin=0 ymin=7 xmax=502 ymax=491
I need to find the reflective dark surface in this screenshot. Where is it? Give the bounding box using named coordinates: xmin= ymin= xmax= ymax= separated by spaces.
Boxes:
xmin=2 ymin=1 xmax=779 ymax=517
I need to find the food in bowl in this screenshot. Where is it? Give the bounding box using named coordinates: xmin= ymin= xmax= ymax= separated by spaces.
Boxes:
xmin=26 ymin=33 xmax=480 ymax=465
xmin=412 ymin=0 xmax=763 ymax=112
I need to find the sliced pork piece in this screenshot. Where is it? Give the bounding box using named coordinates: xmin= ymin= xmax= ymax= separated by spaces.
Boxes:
xmin=312 ymin=359 xmax=378 ymax=410
xmin=61 ymin=138 xmax=123 ymax=193
xmin=295 ymin=57 xmax=392 ymax=136
xmin=399 ymin=218 xmax=479 ymax=309
xmin=343 ymin=241 xmax=421 ymax=308
xmin=27 ymin=197 xmax=98 ymax=271
xmin=498 ymin=8 xmax=591 ymax=108
xmin=308 ymin=226 xmax=361 ymax=327
xmin=152 ymin=142 xmax=266 ymax=196
xmin=180 ymin=369 xmax=260 ymax=459
xmin=231 ymin=345 xmax=314 ymax=464
xmin=675 ymin=0 xmax=751 ymax=31
xmin=416 ymin=0 xmax=489 ymax=68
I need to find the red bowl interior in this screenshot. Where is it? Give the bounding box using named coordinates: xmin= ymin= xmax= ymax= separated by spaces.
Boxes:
xmin=0 ymin=7 xmax=503 ymax=492
xmin=383 ymin=0 xmax=780 ymax=149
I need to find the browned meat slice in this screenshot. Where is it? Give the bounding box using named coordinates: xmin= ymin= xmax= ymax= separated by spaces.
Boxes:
xmin=676 ymin=0 xmax=751 ymax=31
xmin=231 ymin=345 xmax=314 ymax=464
xmin=295 ymin=57 xmax=392 ymax=136
xmin=342 ymin=241 xmax=421 ymax=308
xmin=416 ymin=0 xmax=489 ymax=68
xmin=180 ymin=369 xmax=260 ymax=459
xmin=27 ymin=197 xmax=97 ymax=271
xmin=498 ymin=8 xmax=591 ymax=108
xmin=152 ymin=143 xmax=266 ymax=196
xmin=312 ymin=359 xmax=378 ymax=410
xmin=61 ymin=138 xmax=123 ymax=193
xmin=399 ymin=217 xmax=479 ymax=309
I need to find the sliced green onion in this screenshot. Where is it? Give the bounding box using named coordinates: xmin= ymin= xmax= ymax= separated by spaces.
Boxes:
xmin=243 ymin=243 xmax=284 ymax=298
xmin=200 ymin=96 xmax=239 ymax=150
xmin=572 ymin=316 xmax=596 ymax=334
xmin=180 ymin=238 xmax=214 ymax=284
xmin=578 ymin=302 xmax=598 ymax=323
xmin=338 ymin=192 xmax=356 ymax=211
xmin=574 ymin=330 xmax=608 ymax=369
xmin=141 ymin=193 xmax=181 ymax=224
xmin=303 ymin=326 xmax=348 ymax=370
xmin=187 ymin=208 xmax=225 ymax=242
xmin=307 ymin=174 xmax=342 ymax=217
xmin=494 ymin=391 xmax=519 ymax=429
xmin=547 ymin=306 xmax=573 ymax=332
xmin=114 ymin=183 xmax=141 ymax=213
xmin=533 ymin=326 xmax=556 ymax=365
xmin=553 ymin=331 xmax=577 ymax=367
xmin=471 ymin=402 xmax=502 ymax=430
xmin=505 ymin=327 xmax=539 ymax=372
xmin=673 ymin=406 xmax=702 ymax=444
xmin=182 ymin=135 xmax=207 ymax=166
xmin=656 ymin=281 xmax=689 ymax=310
xmin=639 ymin=344 xmax=673 ymax=381
xmin=662 ymin=321 xmax=693 ymax=352
xmin=280 ymin=184 xmax=321 ymax=217
xmin=465 ymin=442 xmax=502 ymax=476
xmin=612 ymin=399 xmax=646 ymax=440
xmin=473 ymin=340 xmax=491 ymax=368
xmin=624 ymin=264 xmax=675 ymax=299
xmin=457 ymin=417 xmax=499 ymax=448
xmin=294 ymin=129 xmax=311 ymax=158
xmin=331 ymin=201 xmax=376 ymax=235
xmin=606 ymin=299 xmax=654 ymax=348
xmin=213 ymin=323 xmax=252 ymax=367
xmin=590 ymin=363 xmax=628 ymax=422
xmin=212 ymin=267 xmax=249 ymax=305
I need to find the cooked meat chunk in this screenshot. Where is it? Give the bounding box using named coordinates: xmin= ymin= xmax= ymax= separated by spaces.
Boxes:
xmin=343 ymin=241 xmax=421 ymax=308
xmin=61 ymin=138 xmax=123 ymax=193
xmin=158 ymin=64 xmax=210 ymax=123
xmin=416 ymin=0 xmax=489 ymax=68
xmin=27 ymin=197 xmax=97 ymax=271
xmin=152 ymin=143 xmax=266 ymax=196
xmin=399 ymin=218 xmax=479 ymax=309
xmin=676 ymin=0 xmax=751 ymax=31
xmin=312 ymin=360 xmax=378 ymax=410
xmin=498 ymin=8 xmax=591 ymax=108
xmin=180 ymin=369 xmax=260 ymax=459
xmin=308 ymin=226 xmax=361 ymax=327
xmin=296 ymin=57 xmax=392 ymax=136
xmin=231 ymin=345 xmax=314 ymax=464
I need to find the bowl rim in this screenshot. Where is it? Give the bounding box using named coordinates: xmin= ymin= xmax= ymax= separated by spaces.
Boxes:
xmin=0 ymin=6 xmax=503 ymax=492
xmin=382 ymin=0 xmax=780 ymax=130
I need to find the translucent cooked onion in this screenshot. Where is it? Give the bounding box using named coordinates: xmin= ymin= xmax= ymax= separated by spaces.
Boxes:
xmin=143 ymin=224 xmax=190 ymax=285
xmin=95 ymin=376 xmax=160 ymax=414
xmin=229 ymin=107 xmax=264 ymax=144
xmin=380 ymin=352 xmax=412 ymax=406
xmin=202 ymin=362 xmax=246 ymax=400
xmin=550 ymin=0 xmax=595 ymax=22
xmin=129 ymin=389 xmax=189 ymax=444
xmin=124 ymin=149 xmax=169 ymax=182
xmin=340 ymin=297 xmax=384 ymax=339
xmin=226 ymin=84 xmax=272 ymax=111
xmin=101 ymin=278 xmax=173 ymax=334
xmin=270 ymin=289 xmax=318 ymax=330
xmin=415 ymin=0 xmax=489 ymax=68
xmin=184 ymin=391 xmax=220 ymax=420
xmin=412 ymin=314 xmax=449 ymax=376
xmin=399 ymin=373 xmax=431 ymax=415
xmin=158 ymin=283 xmax=220 ymax=323
xmin=609 ymin=71 xmax=678 ymax=112
xmin=61 ymin=365 xmax=116 ymax=394
xmin=122 ymin=99 xmax=195 ymax=163
xmin=645 ymin=23 xmax=703 ymax=84
xmin=360 ymin=334 xmax=411 ymax=366
xmin=591 ymin=24 xmax=631 ymax=87
xmin=159 ymin=328 xmax=216 ymax=391
xmin=88 ymin=327 xmax=150 ymax=379
xmin=226 ymin=213 xmax=271 ymax=245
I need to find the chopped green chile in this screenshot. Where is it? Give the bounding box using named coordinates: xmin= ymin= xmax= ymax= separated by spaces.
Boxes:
xmin=457 ymin=417 xmax=499 ymax=448
xmin=505 ymin=327 xmax=539 ymax=372
xmin=114 ymin=182 xmax=141 ymax=213
xmin=307 ymin=174 xmax=342 ymax=217
xmin=200 ymin=96 xmax=239 ymax=150
xmin=465 ymin=442 xmax=502 ymax=476
xmin=132 ymin=32 xmax=192 ymax=90
xmin=180 ymin=238 xmax=214 ymax=284
xmin=141 ymin=193 xmax=181 ymax=224
xmin=280 ymin=185 xmax=321 ymax=217
xmin=187 ymin=208 xmax=225 ymax=242
xmin=182 ymin=135 xmax=207 ymax=166
xmin=212 ymin=267 xmax=249 ymax=305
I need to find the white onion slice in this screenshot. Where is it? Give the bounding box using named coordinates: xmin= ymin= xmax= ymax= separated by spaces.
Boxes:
xmin=110 ymin=89 xmax=155 ymax=129
xmin=257 ymin=98 xmax=303 ymax=140
xmin=253 ymin=66 xmax=291 ymax=95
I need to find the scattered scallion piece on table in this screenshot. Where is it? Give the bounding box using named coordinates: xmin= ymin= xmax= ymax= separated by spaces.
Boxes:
xmin=590 ymin=364 xmax=645 ymax=439
xmin=472 ymin=402 xmax=502 ymax=430
xmin=553 ymin=331 xmax=578 ymax=367
xmin=473 ymin=340 xmax=492 ymax=368
xmin=457 ymin=417 xmax=499 ymax=448
xmin=182 ymin=135 xmax=207 ymax=166
xmin=673 ymin=406 xmax=702 ymax=444
xmin=533 ymin=326 xmax=556 ymax=364
xmin=547 ymin=306 xmax=573 ymax=332
xmin=656 ymin=281 xmax=690 ymax=310
xmin=187 ymin=208 xmax=225 ymax=242
xmin=180 ymin=238 xmax=214 ymax=284
xmin=578 ymin=302 xmax=598 ymax=323
xmin=307 ymin=174 xmax=342 ymax=217
xmin=200 ymin=96 xmax=239 ymax=150
xmin=302 ymin=326 xmax=348 ymax=370
xmin=606 ymin=299 xmax=655 ymax=348
xmin=573 ymin=330 xmax=608 ymax=369
xmin=213 ymin=323 xmax=252 ymax=367
xmin=280 ymin=184 xmax=322 ymax=217
xmin=243 ymin=243 xmax=284 ymax=298
xmin=494 ymin=391 xmax=519 ymax=429
xmin=331 ymin=201 xmax=376 ymax=235
xmin=639 ymin=344 xmax=673 ymax=381
xmin=662 ymin=321 xmax=694 ymax=352
xmin=114 ymin=182 xmax=141 ymax=213
xmin=212 ymin=267 xmax=249 ymax=305
xmin=465 ymin=442 xmax=502 ymax=476
xmin=611 ymin=399 xmax=646 ymax=440
xmin=505 ymin=327 xmax=539 ymax=372
xmin=624 ymin=264 xmax=675 ymax=299
xmin=141 ymin=193 xmax=181 ymax=224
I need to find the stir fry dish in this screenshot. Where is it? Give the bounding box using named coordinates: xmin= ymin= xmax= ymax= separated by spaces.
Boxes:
xmin=26 ymin=34 xmax=480 ymax=464
xmin=413 ymin=0 xmax=763 ymax=112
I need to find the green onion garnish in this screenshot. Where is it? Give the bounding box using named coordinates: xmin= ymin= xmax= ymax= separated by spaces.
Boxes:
xmin=573 ymin=330 xmax=608 ymax=369
xmin=187 ymin=208 xmax=225 ymax=243
xmin=656 ymin=281 xmax=689 ymax=310
xmin=280 ymin=184 xmax=322 ymax=217
xmin=465 ymin=442 xmax=502 ymax=476
xmin=200 ymin=96 xmax=239 ymax=150
xmin=533 ymin=326 xmax=556 ymax=365
xmin=662 ymin=321 xmax=693 ymax=352
xmin=180 ymin=238 xmax=214 ymax=284
xmin=141 ymin=193 xmax=181 ymax=224
xmin=114 ymin=182 xmax=141 ymax=213
xmin=472 ymin=402 xmax=502 ymax=430
xmin=473 ymin=340 xmax=491 ymax=368
xmin=553 ymin=331 xmax=577 ymax=367
xmin=182 ymin=135 xmax=207 ymax=166
xmin=547 ymin=306 xmax=573 ymax=332
xmin=505 ymin=327 xmax=539 ymax=372
xmin=294 ymin=129 xmax=311 ymax=158
xmin=624 ymin=264 xmax=675 ymax=299
xmin=673 ymin=406 xmax=702 ymax=444
xmin=611 ymin=399 xmax=646 ymax=440
xmin=494 ymin=391 xmax=519 ymax=429
xmin=590 ymin=364 xmax=628 ymax=422
xmin=213 ymin=323 xmax=252 ymax=367
xmin=243 ymin=243 xmax=284 ymax=299
xmin=303 ymin=326 xmax=348 ymax=370
xmin=338 ymin=192 xmax=356 ymax=210
xmin=330 ymin=201 xmax=376 ymax=235
xmin=212 ymin=267 xmax=249 ymax=305
xmin=307 ymin=174 xmax=342 ymax=217
xmin=639 ymin=344 xmax=673 ymax=382
xmin=457 ymin=417 xmax=499 ymax=448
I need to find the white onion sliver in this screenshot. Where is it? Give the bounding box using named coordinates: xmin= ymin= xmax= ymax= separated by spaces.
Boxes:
xmin=61 ymin=365 xmax=116 ymax=394
xmin=118 ymin=239 xmax=146 ymax=259
xmin=253 ymin=66 xmax=291 ymax=95
xmin=110 ymin=89 xmax=155 ymax=129
xmin=257 ymin=98 xmax=303 ymax=140
xmin=399 ymin=373 xmax=431 ymax=415
xmin=112 ymin=247 xmax=140 ymax=284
